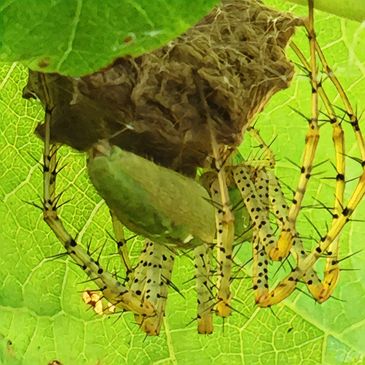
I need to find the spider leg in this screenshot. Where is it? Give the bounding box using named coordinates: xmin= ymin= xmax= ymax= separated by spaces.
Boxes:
xmin=266 ymin=169 xmax=338 ymax=303
xmin=232 ymin=166 xmax=277 ymax=258
xmin=245 ymin=0 xmax=364 ymax=305
xmin=247 ymin=123 xmax=343 ymax=302
xmin=249 ymin=168 xmax=271 ymax=303
xmin=110 ymin=210 xmax=133 ymax=283
xmin=288 ymin=46 xmax=348 ymax=302
xmin=231 ymin=165 xmax=290 ymax=304
xmin=270 ymin=1 xmax=320 ymax=262
xmin=243 ymin=162 xmax=365 ymax=307
xmin=246 ymin=126 xmax=276 ymax=170
xmin=195 ymin=76 xmax=235 ymax=318
xmin=194 ymin=244 xmax=215 ymax=334
xmin=300 ymin=171 xmax=365 ymax=285
xmin=131 ymin=241 xmax=175 ymax=335
xmin=210 ymin=177 xmax=235 ymax=317
xmin=39 ymin=74 xmax=154 ymax=317
xmin=129 ymin=241 xmax=149 ymax=299
xmin=255 ymin=173 xmax=365 ymax=307
xmin=232 ymin=163 xmax=329 ymax=305
xmin=251 ymin=231 xmax=270 ymax=303
xmin=308 ymin=24 xmax=365 ymax=300
xmin=287 ymin=0 xmax=365 ymax=302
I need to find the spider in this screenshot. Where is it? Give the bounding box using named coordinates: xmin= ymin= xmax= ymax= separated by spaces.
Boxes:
xmin=28 ymin=0 xmax=365 ymax=336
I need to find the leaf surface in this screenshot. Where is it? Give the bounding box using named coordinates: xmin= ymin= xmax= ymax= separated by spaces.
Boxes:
xmin=0 ymin=0 xmax=218 ymax=76
xmin=0 ymin=1 xmax=364 ymax=364
xmin=287 ymin=0 xmax=365 ymax=22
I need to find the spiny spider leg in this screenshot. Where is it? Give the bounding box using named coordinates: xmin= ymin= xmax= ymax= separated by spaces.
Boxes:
xmin=266 ymin=169 xmax=339 ymax=303
xmin=279 ymin=0 xmax=365 ymax=303
xmin=271 ymin=0 xmax=320 ymax=262
xmin=255 ymin=170 xmax=365 ymax=307
xmin=248 ymin=123 xmax=344 ymax=302
xmin=129 ymin=241 xmax=149 ymax=300
xmin=110 ymin=210 xmax=133 ymax=283
xmin=235 ymin=143 xmax=364 ymax=307
xmin=246 ymin=126 xmax=275 ymax=169
xmin=268 ymin=2 xmax=365 ymax=299
xmin=131 ymin=241 xmax=175 ymax=335
xmin=194 ymin=244 xmax=215 ymax=334
xmin=246 ymin=109 xmax=363 ymax=302
xmin=231 ymin=165 xmax=275 ymax=253
xmin=209 ymin=177 xmax=234 ymax=317
xmin=289 ymin=43 xmax=347 ymax=301
xmin=231 ymin=164 xmax=297 ymax=304
xmin=231 ymin=132 xmax=351 ymax=305
xmin=249 ymin=168 xmax=271 ymax=303
xmin=312 ymin=36 xmax=365 ymax=161
xmin=195 ymin=76 xmax=235 ymax=317
xmin=39 ymin=74 xmax=155 ymax=317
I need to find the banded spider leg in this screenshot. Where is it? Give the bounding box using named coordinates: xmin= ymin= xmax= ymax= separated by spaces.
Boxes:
xmin=270 ymin=0 xmax=321 ymax=262
xmin=38 ymin=74 xmax=156 ymax=318
xmin=235 ymin=0 xmax=365 ymax=306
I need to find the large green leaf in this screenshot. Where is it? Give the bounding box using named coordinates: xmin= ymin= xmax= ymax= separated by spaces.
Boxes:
xmin=287 ymin=0 xmax=365 ymax=22
xmin=0 ymin=0 xmax=218 ymax=76
xmin=0 ymin=1 xmax=365 ymax=364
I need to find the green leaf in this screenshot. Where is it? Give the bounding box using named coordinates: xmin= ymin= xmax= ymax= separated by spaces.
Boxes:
xmin=287 ymin=0 xmax=365 ymax=22
xmin=0 ymin=2 xmax=365 ymax=364
xmin=0 ymin=0 xmax=219 ymax=77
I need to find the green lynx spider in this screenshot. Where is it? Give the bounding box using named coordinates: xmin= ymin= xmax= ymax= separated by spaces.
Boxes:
xmin=35 ymin=0 xmax=365 ymax=335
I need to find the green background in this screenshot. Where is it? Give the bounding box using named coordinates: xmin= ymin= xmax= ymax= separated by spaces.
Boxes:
xmin=0 ymin=1 xmax=364 ymax=364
